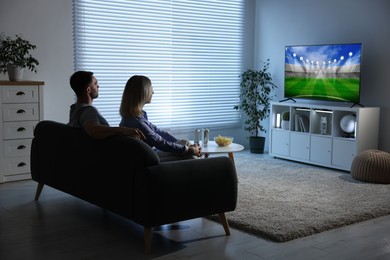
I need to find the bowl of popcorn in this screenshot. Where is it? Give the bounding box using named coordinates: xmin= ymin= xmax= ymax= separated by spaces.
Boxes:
xmin=214 ymin=135 xmax=234 ymax=146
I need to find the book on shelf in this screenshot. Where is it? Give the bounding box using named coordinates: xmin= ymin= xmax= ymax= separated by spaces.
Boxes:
xmin=294 ymin=114 xmax=309 ymax=132
xmin=299 ymin=116 xmax=306 ymax=132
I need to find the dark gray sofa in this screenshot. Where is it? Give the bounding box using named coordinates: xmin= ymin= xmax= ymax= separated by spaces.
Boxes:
xmin=30 ymin=120 xmax=238 ymax=254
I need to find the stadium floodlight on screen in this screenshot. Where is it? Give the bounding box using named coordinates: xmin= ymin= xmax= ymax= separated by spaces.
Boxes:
xmin=283 ymin=43 xmax=362 ymax=105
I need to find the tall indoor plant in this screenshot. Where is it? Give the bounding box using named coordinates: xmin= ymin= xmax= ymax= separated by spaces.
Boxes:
xmin=0 ymin=33 xmax=39 ymax=81
xmin=234 ymin=59 xmax=277 ymax=153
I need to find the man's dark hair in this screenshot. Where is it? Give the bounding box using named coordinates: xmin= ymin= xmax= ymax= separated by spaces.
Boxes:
xmin=70 ymin=71 xmax=94 ymax=95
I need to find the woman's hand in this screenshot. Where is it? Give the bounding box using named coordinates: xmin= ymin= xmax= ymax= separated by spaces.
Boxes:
xmin=189 ymin=143 xmax=202 ymax=157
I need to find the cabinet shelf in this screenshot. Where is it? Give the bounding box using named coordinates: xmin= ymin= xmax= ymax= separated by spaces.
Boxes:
xmin=269 ymin=102 xmax=380 ymax=171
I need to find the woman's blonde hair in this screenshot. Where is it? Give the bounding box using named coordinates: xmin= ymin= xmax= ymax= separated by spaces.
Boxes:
xmin=120 ymin=75 xmax=153 ymax=118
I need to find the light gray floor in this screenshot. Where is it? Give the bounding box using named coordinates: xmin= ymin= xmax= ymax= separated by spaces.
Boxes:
xmin=1 ymin=176 xmax=390 ymax=259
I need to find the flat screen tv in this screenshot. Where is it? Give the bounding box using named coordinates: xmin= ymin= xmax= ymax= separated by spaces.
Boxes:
xmin=284 ymin=43 xmax=362 ymax=104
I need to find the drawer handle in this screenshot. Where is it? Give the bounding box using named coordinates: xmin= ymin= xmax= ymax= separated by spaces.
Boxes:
xmin=17 ymin=162 xmax=27 ymax=167
xmin=17 ymin=127 xmax=26 ymax=132
xmin=17 ymin=145 xmax=27 ymax=150
xmin=16 ymin=91 xmax=26 ymax=96
xmin=17 ymin=109 xmax=26 ymax=114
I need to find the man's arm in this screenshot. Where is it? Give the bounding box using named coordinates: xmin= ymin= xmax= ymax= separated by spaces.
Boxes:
xmin=84 ymin=121 xmax=146 ymax=140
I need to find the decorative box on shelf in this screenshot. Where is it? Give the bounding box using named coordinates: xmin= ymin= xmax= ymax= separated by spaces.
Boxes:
xmin=0 ymin=81 xmax=44 ymax=183
xmin=269 ymin=102 xmax=380 ymax=171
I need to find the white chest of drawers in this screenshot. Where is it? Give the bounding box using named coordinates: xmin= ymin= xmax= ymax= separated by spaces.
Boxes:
xmin=0 ymin=81 xmax=44 ymax=183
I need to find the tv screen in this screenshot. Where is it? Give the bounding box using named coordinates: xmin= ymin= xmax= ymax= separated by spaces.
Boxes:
xmin=284 ymin=43 xmax=362 ymax=104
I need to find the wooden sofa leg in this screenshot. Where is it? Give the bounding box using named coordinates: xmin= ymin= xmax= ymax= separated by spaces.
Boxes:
xmin=34 ymin=183 xmax=44 ymax=201
xmin=144 ymin=227 xmax=152 ymax=254
xmin=219 ymin=212 xmax=231 ymax=236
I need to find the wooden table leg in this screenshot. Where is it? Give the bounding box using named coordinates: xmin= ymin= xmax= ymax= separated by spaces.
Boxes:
xmin=228 ymin=152 xmax=234 ymax=163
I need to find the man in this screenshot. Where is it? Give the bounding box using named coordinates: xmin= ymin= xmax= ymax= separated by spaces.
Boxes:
xmin=68 ymin=71 xmax=145 ymax=140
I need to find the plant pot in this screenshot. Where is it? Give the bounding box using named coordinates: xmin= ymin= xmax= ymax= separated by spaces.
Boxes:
xmin=281 ymin=120 xmax=290 ymax=130
xmin=249 ymin=136 xmax=265 ymax=154
xmin=7 ymin=65 xmax=24 ymax=81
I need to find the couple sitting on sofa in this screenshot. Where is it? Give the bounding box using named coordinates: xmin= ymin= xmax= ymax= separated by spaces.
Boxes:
xmin=68 ymin=71 xmax=201 ymax=161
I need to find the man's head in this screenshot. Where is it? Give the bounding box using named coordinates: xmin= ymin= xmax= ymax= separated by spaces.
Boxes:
xmin=70 ymin=71 xmax=98 ymax=99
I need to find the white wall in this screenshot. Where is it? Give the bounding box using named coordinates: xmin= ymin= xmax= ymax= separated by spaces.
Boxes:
xmin=255 ymin=0 xmax=390 ymax=152
xmin=0 ymin=0 xmax=75 ymax=123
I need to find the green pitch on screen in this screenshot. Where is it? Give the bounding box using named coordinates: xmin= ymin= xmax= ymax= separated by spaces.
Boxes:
xmin=285 ymin=77 xmax=360 ymax=102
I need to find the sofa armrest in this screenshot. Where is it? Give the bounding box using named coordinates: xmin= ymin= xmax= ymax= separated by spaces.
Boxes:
xmin=132 ymin=156 xmax=238 ymax=227
xmin=30 ymin=120 xmax=160 ymax=211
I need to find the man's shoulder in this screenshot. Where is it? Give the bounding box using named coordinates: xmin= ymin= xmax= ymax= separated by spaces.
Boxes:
xmin=70 ymin=103 xmax=96 ymax=111
xmin=69 ymin=103 xmax=101 ymax=128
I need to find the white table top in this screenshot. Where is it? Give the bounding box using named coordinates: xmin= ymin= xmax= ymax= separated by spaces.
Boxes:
xmin=192 ymin=141 xmax=244 ymax=154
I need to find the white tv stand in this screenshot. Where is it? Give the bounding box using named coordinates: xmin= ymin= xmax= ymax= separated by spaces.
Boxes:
xmin=269 ymin=102 xmax=380 ymax=171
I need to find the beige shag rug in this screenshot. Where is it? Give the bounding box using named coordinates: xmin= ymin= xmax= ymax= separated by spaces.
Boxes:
xmin=210 ymin=151 xmax=390 ymax=242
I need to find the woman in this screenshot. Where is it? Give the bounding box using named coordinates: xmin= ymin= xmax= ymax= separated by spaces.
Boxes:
xmin=120 ymin=75 xmax=201 ymax=161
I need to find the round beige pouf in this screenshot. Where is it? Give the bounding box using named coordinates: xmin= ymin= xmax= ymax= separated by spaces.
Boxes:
xmin=350 ymin=149 xmax=390 ymax=184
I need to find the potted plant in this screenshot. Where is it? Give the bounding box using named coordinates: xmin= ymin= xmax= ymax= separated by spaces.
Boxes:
xmin=234 ymin=59 xmax=277 ymax=153
xmin=281 ymin=111 xmax=290 ymax=130
xmin=0 ymin=33 xmax=39 ymax=81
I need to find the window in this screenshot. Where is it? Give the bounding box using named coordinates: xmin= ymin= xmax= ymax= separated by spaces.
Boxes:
xmin=73 ymin=0 xmax=244 ymax=131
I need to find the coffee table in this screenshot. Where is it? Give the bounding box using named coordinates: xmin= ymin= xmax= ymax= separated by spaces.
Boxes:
xmin=193 ymin=141 xmax=244 ymax=163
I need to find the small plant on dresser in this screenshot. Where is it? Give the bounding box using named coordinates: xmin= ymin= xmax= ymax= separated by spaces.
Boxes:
xmin=0 ymin=33 xmax=39 ymax=81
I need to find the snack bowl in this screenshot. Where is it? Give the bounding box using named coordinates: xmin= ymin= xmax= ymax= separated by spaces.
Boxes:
xmin=214 ymin=135 xmax=234 ymax=146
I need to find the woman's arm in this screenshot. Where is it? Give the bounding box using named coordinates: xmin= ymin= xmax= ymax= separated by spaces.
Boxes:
xmin=155 ymin=128 xmax=177 ymax=142
xmin=122 ymin=117 xmax=186 ymax=154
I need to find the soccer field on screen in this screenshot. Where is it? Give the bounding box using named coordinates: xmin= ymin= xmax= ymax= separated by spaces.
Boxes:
xmin=284 ymin=77 xmax=360 ymax=102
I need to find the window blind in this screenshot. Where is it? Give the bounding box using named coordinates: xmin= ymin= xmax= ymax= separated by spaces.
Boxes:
xmin=73 ymin=0 xmax=244 ymax=131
